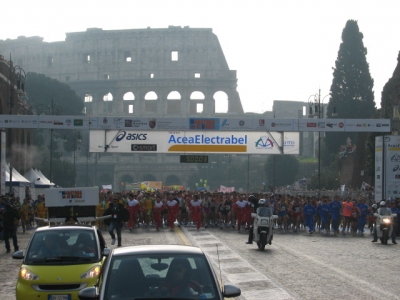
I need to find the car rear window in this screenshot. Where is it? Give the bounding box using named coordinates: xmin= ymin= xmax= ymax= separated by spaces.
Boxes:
xmin=105 ymin=254 xmax=219 ymax=299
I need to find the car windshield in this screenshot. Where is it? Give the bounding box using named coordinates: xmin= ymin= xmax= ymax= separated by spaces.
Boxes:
xmin=257 ymin=206 xmax=272 ymax=217
xmin=25 ymin=229 xmax=98 ymax=264
xmin=104 ymin=254 xmax=219 ymax=299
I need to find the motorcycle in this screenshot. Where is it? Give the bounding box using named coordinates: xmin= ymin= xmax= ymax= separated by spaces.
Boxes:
xmin=374 ymin=211 xmax=397 ymax=245
xmin=251 ymin=206 xmax=278 ymax=250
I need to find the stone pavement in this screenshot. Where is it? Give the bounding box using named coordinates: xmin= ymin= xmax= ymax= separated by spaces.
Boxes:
xmin=2 ymin=224 xmax=400 ymax=300
xmin=181 ymin=225 xmax=400 ymax=300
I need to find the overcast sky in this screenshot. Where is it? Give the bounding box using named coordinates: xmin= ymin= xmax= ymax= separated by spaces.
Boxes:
xmin=1 ymin=0 xmax=399 ymax=113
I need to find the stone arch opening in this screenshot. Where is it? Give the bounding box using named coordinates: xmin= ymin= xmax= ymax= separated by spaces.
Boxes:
xmin=102 ymin=92 xmax=114 ymax=114
xmin=190 ymin=91 xmax=205 ymax=114
xmin=165 ymin=175 xmax=180 ymax=186
xmin=142 ymin=174 xmax=156 ymax=181
xmin=98 ymin=173 xmax=113 ymax=187
xmin=167 ymin=91 xmax=181 ymax=114
xmin=103 ymin=92 xmax=113 ymax=101
xmin=144 ymin=91 xmax=158 ymax=112
xmin=123 ymin=92 xmax=135 ymax=100
xmin=123 ymin=92 xmax=135 ymax=114
xmin=120 ymin=174 xmax=134 ymax=190
xmin=214 ymin=91 xmax=228 ymax=113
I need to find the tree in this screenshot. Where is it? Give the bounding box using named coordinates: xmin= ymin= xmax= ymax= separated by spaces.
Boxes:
xmin=24 ymin=72 xmax=83 ymax=186
xmin=364 ymin=52 xmax=400 ymax=180
xmin=324 ymin=20 xmax=376 ymax=187
xmin=264 ymin=155 xmax=299 ymax=188
xmin=326 ymin=20 xmax=376 ymax=155
xmin=380 ymin=51 xmax=400 ymax=119
xmin=25 ymin=72 xmax=84 ymax=115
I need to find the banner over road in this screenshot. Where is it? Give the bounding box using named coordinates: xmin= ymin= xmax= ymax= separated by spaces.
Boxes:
xmin=0 ymin=115 xmax=391 ymax=132
xmin=89 ymin=131 xmax=300 ymax=154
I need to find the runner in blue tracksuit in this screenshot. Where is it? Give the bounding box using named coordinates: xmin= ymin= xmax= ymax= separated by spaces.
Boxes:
xmin=355 ymin=198 xmax=368 ymax=235
xmin=316 ymin=197 xmax=332 ymax=235
xmin=329 ymin=195 xmax=342 ymax=236
xmin=303 ymin=199 xmax=316 ymax=234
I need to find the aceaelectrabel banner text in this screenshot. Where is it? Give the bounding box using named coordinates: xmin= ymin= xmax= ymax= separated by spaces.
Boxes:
xmin=89 ymin=131 xmax=300 ymax=154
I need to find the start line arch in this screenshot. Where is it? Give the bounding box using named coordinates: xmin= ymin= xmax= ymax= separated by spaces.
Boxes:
xmin=0 ymin=115 xmax=391 ymax=155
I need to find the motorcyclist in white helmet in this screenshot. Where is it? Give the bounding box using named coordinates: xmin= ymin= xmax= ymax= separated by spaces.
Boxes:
xmin=372 ymin=200 xmax=397 ymax=244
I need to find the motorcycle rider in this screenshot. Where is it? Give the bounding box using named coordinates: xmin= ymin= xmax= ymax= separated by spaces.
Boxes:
xmin=371 ymin=201 xmax=397 ymax=244
xmin=246 ymin=198 xmax=268 ymax=244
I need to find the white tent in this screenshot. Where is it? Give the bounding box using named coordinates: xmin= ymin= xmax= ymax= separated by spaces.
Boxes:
xmin=5 ymin=164 xmax=35 ymax=198
xmin=24 ymin=168 xmax=55 ymax=187
xmin=6 ymin=164 xmax=31 ymax=184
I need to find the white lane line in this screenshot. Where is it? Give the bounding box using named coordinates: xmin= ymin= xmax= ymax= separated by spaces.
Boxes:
xmin=185 ymin=229 xmax=294 ymax=300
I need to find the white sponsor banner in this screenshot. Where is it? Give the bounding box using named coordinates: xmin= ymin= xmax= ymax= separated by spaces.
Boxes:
xmin=0 ymin=115 xmax=391 ymax=132
xmin=220 ymin=118 xmax=254 ymax=130
xmin=345 ymin=119 xmax=391 ymax=132
xmin=0 ymin=115 xmax=39 ymax=128
xmin=219 ymin=185 xmax=235 ymax=193
xmin=89 ymin=130 xmax=300 ymax=154
xmin=384 ymin=135 xmax=400 ymax=200
xmin=375 ymin=136 xmax=383 ymax=202
xmin=44 ymin=187 xmax=99 ymax=207
xmin=298 ymin=118 xmax=346 ymax=132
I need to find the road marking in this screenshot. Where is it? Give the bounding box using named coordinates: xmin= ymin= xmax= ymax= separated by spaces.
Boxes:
xmin=175 ymin=226 xmax=192 ymax=246
xmin=183 ymin=228 xmax=294 ymax=300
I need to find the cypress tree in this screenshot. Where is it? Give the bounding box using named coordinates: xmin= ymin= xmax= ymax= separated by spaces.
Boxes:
xmin=325 ymin=20 xmax=376 ymax=162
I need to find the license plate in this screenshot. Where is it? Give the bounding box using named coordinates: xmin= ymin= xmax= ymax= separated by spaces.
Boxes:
xmin=48 ymin=295 xmax=71 ymax=300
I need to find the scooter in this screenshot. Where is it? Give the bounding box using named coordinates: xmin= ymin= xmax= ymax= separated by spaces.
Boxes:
xmin=374 ymin=211 xmax=397 ymax=245
xmin=251 ymin=207 xmax=278 ymax=250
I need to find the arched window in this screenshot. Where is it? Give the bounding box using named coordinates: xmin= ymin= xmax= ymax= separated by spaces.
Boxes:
xmin=214 ymin=91 xmax=228 ymax=113
xmin=167 ymin=91 xmax=181 ymax=100
xmin=123 ymin=92 xmax=135 ymax=100
xmin=145 ymin=91 xmax=158 ymax=100
xmin=84 ymin=94 xmax=93 ymax=102
xmin=103 ymin=92 xmax=113 ymax=101
xmin=190 ymin=91 xmax=205 ymax=100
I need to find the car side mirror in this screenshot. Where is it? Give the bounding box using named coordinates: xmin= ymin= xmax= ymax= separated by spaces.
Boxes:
xmin=222 ymin=285 xmax=241 ymax=298
xmin=273 ymin=215 xmax=278 ymax=220
xmin=251 ymin=213 xmax=257 ymax=218
xmin=78 ymin=287 xmax=98 ymax=300
xmin=373 ymin=213 xmax=378 ymax=217
xmin=12 ymin=250 xmax=24 ymax=259
xmin=102 ymin=248 xmax=110 ymax=257
xmin=392 ymin=214 xmax=397 ymax=218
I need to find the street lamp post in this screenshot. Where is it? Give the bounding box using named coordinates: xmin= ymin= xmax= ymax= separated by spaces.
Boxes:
xmin=7 ymin=56 xmax=26 ymax=193
xmin=308 ymin=89 xmax=336 ymax=199
xmin=36 ymin=100 xmax=63 ymax=183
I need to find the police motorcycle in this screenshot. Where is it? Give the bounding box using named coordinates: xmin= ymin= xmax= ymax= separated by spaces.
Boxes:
xmin=251 ymin=199 xmax=278 ymax=250
xmin=374 ymin=201 xmax=397 ymax=245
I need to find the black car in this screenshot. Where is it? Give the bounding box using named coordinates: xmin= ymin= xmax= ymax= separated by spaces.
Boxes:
xmin=78 ymin=244 xmax=241 ymax=300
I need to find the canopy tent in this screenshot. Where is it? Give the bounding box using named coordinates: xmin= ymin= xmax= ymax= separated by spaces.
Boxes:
xmin=5 ymin=164 xmax=31 ymax=186
xmin=24 ymin=168 xmax=55 ymax=188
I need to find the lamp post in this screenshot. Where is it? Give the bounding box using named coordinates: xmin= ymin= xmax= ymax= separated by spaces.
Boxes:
xmin=7 ymin=56 xmax=26 ymax=193
xmin=308 ymin=89 xmax=336 ymax=199
xmin=36 ymin=100 xmax=63 ymax=183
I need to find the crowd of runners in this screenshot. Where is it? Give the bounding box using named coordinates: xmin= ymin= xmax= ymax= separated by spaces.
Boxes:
xmin=3 ymin=190 xmax=399 ymax=239
xmin=94 ymin=190 xmax=400 ymax=237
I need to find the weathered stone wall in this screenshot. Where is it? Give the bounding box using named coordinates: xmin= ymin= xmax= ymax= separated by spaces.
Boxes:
xmin=0 ymin=27 xmax=244 ymax=117
xmin=0 ymin=27 xmax=245 ymax=189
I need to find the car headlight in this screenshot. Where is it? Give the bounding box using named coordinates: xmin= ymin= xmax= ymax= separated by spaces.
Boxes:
xmin=20 ymin=267 xmax=39 ymax=281
xmin=383 ymin=218 xmax=391 ymax=224
xmin=80 ymin=265 xmax=101 ymax=279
